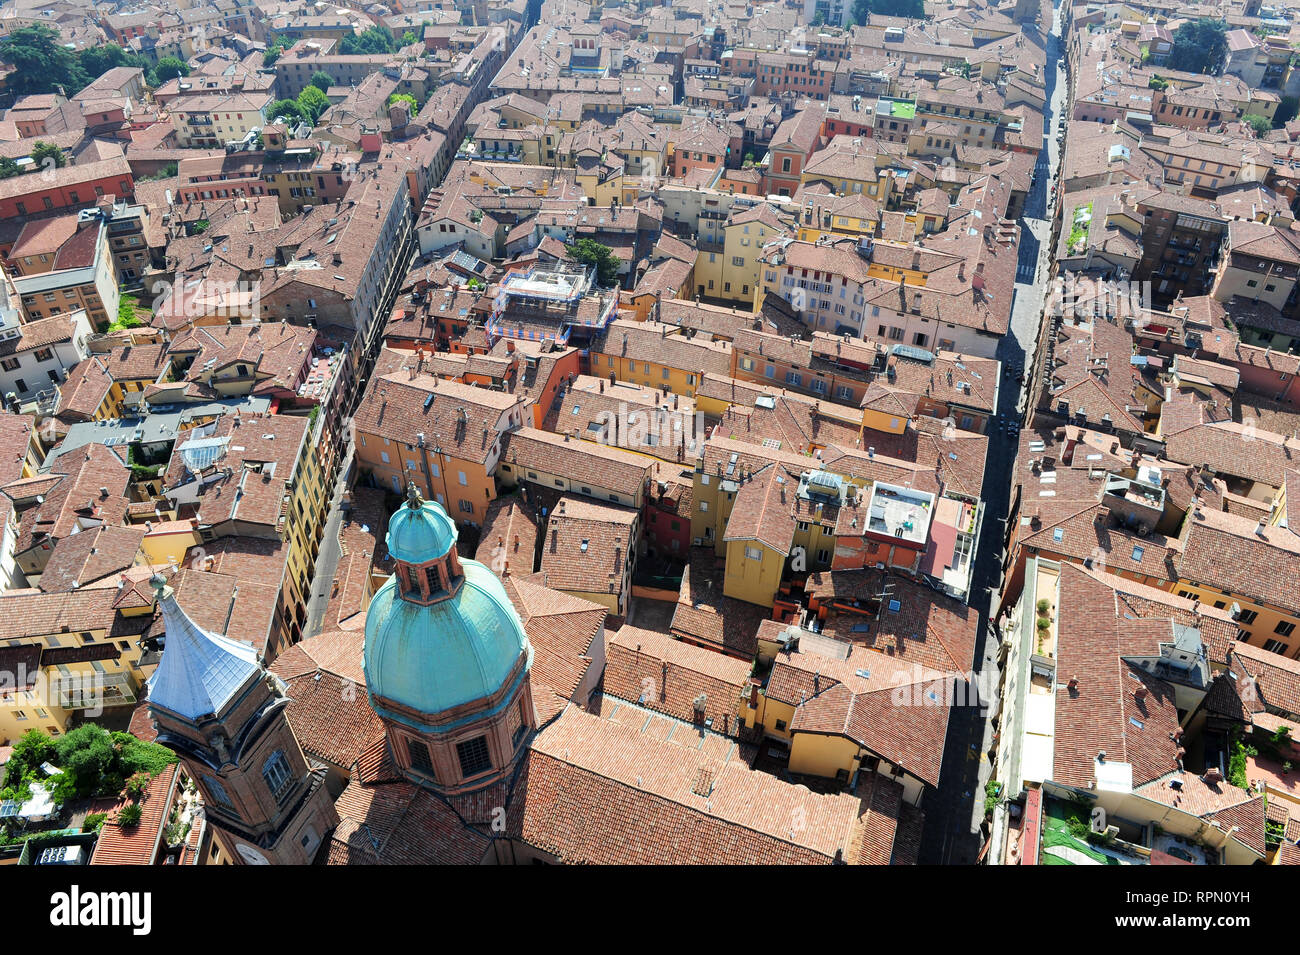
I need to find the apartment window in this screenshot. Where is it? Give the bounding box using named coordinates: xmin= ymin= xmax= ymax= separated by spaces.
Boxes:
xmin=1276 ymin=620 xmax=1297 ymax=638
xmin=456 ymin=735 xmax=492 ymax=777
xmin=380 ymin=451 xmax=390 ymax=464
xmin=262 ymin=750 xmax=294 ymax=803
xmin=744 ymin=545 xmax=762 ymax=560
xmin=774 ymin=719 xmax=787 ymax=732
xmin=1264 ymin=639 xmax=1289 ymax=654
xmin=32 ymin=348 xmax=53 ymax=362
xmin=458 ymin=499 xmax=474 ymax=514
xmin=699 ymin=500 xmax=709 ymax=512
xmin=0 ymin=357 xmax=19 ymax=372
xmin=887 ymin=327 xmax=905 ymax=341
xmin=458 ymin=470 xmax=468 ymax=486
xmin=1237 ymin=608 xmax=1258 ymax=625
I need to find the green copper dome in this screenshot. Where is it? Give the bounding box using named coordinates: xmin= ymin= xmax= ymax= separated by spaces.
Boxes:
xmin=386 ymin=489 xmax=459 ymax=564
xmin=365 ymin=492 xmax=531 ymax=724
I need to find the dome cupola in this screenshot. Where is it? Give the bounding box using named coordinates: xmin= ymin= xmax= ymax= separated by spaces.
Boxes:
xmin=363 ymin=485 xmax=537 ymax=794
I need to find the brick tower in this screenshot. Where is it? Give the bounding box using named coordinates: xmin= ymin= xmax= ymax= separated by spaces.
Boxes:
xmin=145 ymin=574 xmax=337 ymax=864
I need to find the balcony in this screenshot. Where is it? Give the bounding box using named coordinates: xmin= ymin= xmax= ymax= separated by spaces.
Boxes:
xmin=54 ymin=671 xmax=139 ymax=710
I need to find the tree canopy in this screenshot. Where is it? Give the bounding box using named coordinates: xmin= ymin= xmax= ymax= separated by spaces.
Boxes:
xmin=310 ymin=70 xmax=335 ymax=92
xmin=1170 ymin=18 xmax=1228 ymax=75
xmin=1242 ymin=113 xmax=1272 ymax=138
xmin=0 ymin=25 xmax=89 ymax=96
xmin=339 ymin=26 xmax=396 ymax=55
xmin=30 ymin=141 xmax=66 ymax=171
xmin=268 ymin=98 xmax=307 ymax=126
xmin=388 ymin=92 xmax=417 ymax=113
xmin=154 ymin=56 xmax=190 ymax=83
xmin=1 ymin=727 xmax=175 ymax=806
xmin=297 ymin=85 xmax=330 ymax=124
xmin=263 ymin=35 xmax=288 ymax=66
xmin=567 ymin=238 xmax=622 ymax=287
xmin=850 ymin=0 xmax=925 ymax=24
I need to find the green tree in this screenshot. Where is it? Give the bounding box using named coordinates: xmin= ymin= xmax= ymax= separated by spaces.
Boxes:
xmin=50 ymin=725 xmax=118 ymax=802
xmin=0 ymin=25 xmax=89 ymax=95
xmin=388 ymin=92 xmax=417 ymax=113
xmin=263 ymin=35 xmax=287 ymax=67
xmin=1170 ymin=18 xmax=1228 ymax=75
xmin=310 ymin=70 xmax=335 ymax=92
xmin=154 ymin=56 xmax=190 ymax=83
xmin=297 ymin=85 xmax=329 ymax=124
xmin=339 ymin=26 xmax=396 ymax=55
xmin=1243 ymin=113 xmax=1271 ymax=138
xmin=3 ymin=729 xmax=54 ymax=789
xmin=850 ymin=0 xmax=924 ymax=23
xmin=268 ymin=98 xmax=306 ymax=126
xmin=78 ymin=44 xmax=150 ymax=81
xmin=566 ymin=238 xmax=622 ymax=286
xmin=0 ymin=156 xmax=21 ymax=179
xmin=402 ymin=30 xmax=417 ymax=45
xmin=30 ymin=140 xmax=66 ymax=171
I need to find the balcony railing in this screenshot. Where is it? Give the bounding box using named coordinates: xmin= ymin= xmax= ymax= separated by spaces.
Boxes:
xmin=55 ymin=671 xmax=139 ymax=710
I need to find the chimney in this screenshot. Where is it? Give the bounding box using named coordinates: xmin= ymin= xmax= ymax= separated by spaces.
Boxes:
xmin=1134 ymin=685 xmax=1148 ymax=703
xmin=1203 ymin=766 xmax=1223 ymax=785
xmin=1068 ymin=676 xmax=1079 ymax=690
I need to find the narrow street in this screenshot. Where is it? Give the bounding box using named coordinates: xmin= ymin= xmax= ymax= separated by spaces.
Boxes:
xmin=303 ymin=439 xmax=355 ymax=639
xmin=918 ymin=0 xmax=1065 ymax=864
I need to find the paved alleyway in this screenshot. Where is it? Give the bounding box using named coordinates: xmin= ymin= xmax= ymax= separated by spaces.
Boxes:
xmin=918 ymin=0 xmax=1066 ymax=864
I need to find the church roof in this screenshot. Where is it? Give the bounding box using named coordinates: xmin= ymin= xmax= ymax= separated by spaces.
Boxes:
xmin=146 ymin=574 xmax=261 ymax=721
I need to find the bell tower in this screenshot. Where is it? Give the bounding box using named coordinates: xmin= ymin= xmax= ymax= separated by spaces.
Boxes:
xmin=145 ymin=575 xmax=337 ymax=864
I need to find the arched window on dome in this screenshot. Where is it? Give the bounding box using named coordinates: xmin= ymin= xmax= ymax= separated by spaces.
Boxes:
xmin=423 ymin=562 xmax=445 ymax=598
xmin=456 ymin=735 xmax=492 ymax=779
xmin=406 ymin=737 xmax=436 ymax=779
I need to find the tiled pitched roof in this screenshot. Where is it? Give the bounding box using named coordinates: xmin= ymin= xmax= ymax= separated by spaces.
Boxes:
xmin=771 ymin=641 xmax=951 ymax=787
xmin=89 ymin=764 xmax=183 ymax=865
xmin=723 ymin=463 xmax=799 ymax=554
xmin=503 ymin=574 xmax=605 ymax=716
xmin=539 ymin=495 xmax=637 ymax=598
xmin=502 ymin=427 xmax=652 ymax=499
xmin=1176 ymin=506 xmax=1300 ymax=616
xmin=270 ymin=631 xmax=383 ymax=770
xmin=604 ymin=625 xmax=751 ymax=735
xmin=1051 ymin=563 xmax=1186 ymax=789
xmin=509 ymin=705 xmax=870 ymax=864
xmin=38 ymin=524 xmax=146 ymax=593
